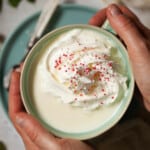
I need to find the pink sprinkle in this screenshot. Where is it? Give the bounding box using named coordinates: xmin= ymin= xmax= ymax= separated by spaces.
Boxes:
xmin=80 ymin=63 xmax=84 ymax=66
xmin=105 ymin=77 xmax=110 ymax=81
xmin=103 ymin=54 xmax=107 ymax=58
xmin=101 ymin=74 xmax=104 ymax=77
xmin=85 ymin=68 xmax=91 ymax=73
xmin=112 ymin=74 xmax=115 ymax=77
xmin=69 ymin=53 xmax=74 ymax=56
xmin=93 ymin=67 xmax=96 ymax=70
xmin=73 ymin=76 xmax=76 ymax=79
xmin=80 ymin=93 xmax=83 ymax=96
xmin=101 ymin=88 xmax=105 ymax=92
xmin=59 ymin=60 xmax=61 ymax=64
xmin=63 ymin=54 xmax=68 ymax=57
xmin=94 ymin=93 xmax=97 ymax=97
xmin=74 ymin=98 xmax=78 ymax=101
xmin=108 ymin=62 xmax=112 ymax=67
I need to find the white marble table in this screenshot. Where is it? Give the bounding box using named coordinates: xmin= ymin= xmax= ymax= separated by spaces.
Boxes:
xmin=0 ymin=0 xmax=149 ymax=149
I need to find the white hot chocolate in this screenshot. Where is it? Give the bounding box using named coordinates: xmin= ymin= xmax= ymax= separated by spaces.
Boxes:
xmin=31 ymin=28 xmax=128 ymax=134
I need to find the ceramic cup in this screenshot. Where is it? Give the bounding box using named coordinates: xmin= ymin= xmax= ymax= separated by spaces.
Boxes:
xmin=21 ymin=24 xmax=134 ymax=140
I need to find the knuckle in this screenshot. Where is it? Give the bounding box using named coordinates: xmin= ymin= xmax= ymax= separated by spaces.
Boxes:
xmin=120 ymin=16 xmax=135 ymax=31
xmin=138 ymin=39 xmax=149 ymax=50
xmin=28 ymin=129 xmax=39 ymax=143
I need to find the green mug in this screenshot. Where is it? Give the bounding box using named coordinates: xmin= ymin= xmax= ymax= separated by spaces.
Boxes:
xmin=21 ymin=23 xmax=134 ymax=140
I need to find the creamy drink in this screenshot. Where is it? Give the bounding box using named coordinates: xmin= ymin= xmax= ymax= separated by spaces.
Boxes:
xmin=22 ymin=25 xmax=133 ymax=139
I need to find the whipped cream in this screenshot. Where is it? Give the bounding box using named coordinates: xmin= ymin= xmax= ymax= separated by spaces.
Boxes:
xmin=37 ymin=28 xmax=127 ymax=110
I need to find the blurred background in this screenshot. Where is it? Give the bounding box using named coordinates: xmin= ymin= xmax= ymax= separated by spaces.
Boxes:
xmin=0 ymin=0 xmax=150 ymax=150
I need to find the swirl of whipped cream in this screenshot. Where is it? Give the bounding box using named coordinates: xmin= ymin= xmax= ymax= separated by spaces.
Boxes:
xmin=40 ymin=29 xmax=127 ymax=110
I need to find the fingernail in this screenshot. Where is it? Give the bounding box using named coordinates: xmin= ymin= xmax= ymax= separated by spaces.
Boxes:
xmin=16 ymin=115 xmax=24 ymax=128
xmin=109 ymin=5 xmax=122 ymax=16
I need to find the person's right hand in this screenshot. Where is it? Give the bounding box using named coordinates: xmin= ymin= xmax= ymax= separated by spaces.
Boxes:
xmin=89 ymin=4 xmax=150 ymax=111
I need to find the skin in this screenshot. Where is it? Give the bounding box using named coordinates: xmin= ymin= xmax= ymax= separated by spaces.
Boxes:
xmin=9 ymin=4 xmax=150 ymax=150
xmin=89 ymin=4 xmax=150 ymax=111
xmin=9 ymin=69 xmax=93 ymax=150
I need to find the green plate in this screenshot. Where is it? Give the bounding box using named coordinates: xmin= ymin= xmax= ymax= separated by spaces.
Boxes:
xmin=0 ymin=4 xmax=98 ymax=114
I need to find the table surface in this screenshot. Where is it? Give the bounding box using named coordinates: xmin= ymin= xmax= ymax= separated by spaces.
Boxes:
xmin=0 ymin=0 xmax=150 ymax=149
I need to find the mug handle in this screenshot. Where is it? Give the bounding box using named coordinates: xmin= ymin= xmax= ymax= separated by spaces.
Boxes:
xmin=102 ymin=20 xmax=116 ymax=35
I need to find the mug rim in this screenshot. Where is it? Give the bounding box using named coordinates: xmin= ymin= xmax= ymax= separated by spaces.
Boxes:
xmin=21 ymin=24 xmax=135 ymax=140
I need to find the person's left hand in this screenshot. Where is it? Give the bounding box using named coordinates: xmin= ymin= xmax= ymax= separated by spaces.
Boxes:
xmin=9 ymin=68 xmax=93 ymax=150
xmin=89 ymin=4 xmax=150 ymax=111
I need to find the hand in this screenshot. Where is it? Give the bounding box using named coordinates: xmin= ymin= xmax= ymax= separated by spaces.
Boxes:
xmin=8 ymin=68 xmax=93 ymax=150
xmin=89 ymin=4 xmax=150 ymax=111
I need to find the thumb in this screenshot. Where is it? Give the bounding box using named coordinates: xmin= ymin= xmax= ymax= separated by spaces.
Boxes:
xmin=15 ymin=113 xmax=60 ymax=149
xmin=107 ymin=4 xmax=150 ymax=103
xmin=106 ymin=4 xmax=150 ymax=76
xmin=106 ymin=4 xmax=149 ymax=59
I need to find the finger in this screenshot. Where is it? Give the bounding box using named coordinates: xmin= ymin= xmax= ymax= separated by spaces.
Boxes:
xmin=107 ymin=4 xmax=150 ymax=104
xmin=13 ymin=113 xmax=43 ymax=150
xmin=89 ymin=8 xmax=106 ymax=26
xmin=119 ymin=5 xmax=150 ymax=38
xmin=119 ymin=5 xmax=142 ymax=24
xmin=8 ymin=69 xmax=50 ymax=149
xmin=106 ymin=4 xmax=150 ymax=64
xmin=107 ymin=4 xmax=144 ymax=47
xmin=8 ymin=70 xmax=24 ymax=119
xmin=15 ymin=120 xmax=39 ymax=150
xmin=15 ymin=112 xmax=60 ymax=149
